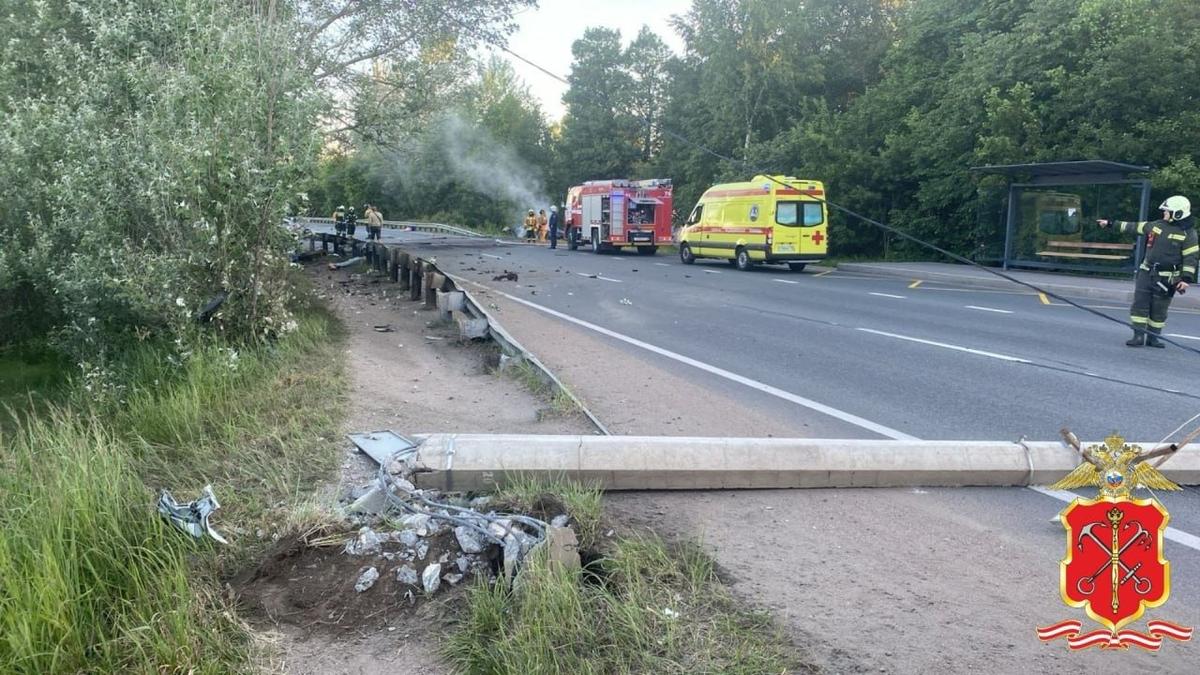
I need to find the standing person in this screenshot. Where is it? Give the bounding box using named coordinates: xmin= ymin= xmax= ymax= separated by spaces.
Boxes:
xmin=524 ymin=209 xmax=537 ymax=242
xmin=333 ymin=205 xmax=346 ymax=235
xmin=537 ymin=209 xmax=549 ymax=242
xmin=345 ymin=206 xmax=357 ymax=238
xmin=1098 ymin=195 xmax=1197 ymax=347
xmin=366 ymin=204 xmax=383 ymax=241
xmin=548 ymin=205 xmax=560 ymax=250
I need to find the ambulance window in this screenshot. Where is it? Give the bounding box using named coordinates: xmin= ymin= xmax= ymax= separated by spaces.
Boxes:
xmin=776 ymin=202 xmax=824 ymax=227
xmin=686 ymin=204 xmax=703 ymax=225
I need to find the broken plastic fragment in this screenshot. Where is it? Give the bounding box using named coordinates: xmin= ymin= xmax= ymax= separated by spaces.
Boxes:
xmin=157 ymin=485 xmax=228 ymax=544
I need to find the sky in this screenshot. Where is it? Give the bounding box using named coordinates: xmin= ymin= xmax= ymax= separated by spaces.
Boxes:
xmin=493 ymin=0 xmax=693 ymax=121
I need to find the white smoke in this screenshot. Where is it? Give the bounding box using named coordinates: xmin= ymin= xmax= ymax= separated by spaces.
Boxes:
xmin=438 ymin=113 xmax=549 ymax=236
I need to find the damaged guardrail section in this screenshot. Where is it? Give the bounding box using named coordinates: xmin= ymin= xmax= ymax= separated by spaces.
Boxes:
xmin=400 ymin=434 xmax=1200 ymax=492
xmin=307 ymin=234 xmax=608 ymax=434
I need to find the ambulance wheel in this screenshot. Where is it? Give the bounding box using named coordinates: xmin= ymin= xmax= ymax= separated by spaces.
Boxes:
xmin=568 ymin=229 xmax=579 ymax=251
xmin=637 ymin=246 xmax=657 ymax=256
xmin=735 ymin=247 xmax=752 ymax=271
xmin=787 ymin=262 xmax=807 ymax=272
xmin=590 ymin=230 xmax=601 ymax=254
xmin=680 ymin=243 xmax=695 ymax=264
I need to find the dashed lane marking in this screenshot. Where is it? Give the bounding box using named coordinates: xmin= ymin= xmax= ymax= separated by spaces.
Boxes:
xmin=814 ymin=270 xmax=833 ymax=277
xmin=704 ymin=269 xmax=722 ymax=274
xmin=654 ymin=262 xmax=670 ymax=267
xmin=481 ymin=253 xmax=504 ymax=259
xmin=575 ymin=272 xmax=622 ymax=283
xmin=966 ymin=305 xmax=1014 ymax=314
xmin=1167 ymin=333 xmax=1200 ymax=341
xmin=869 ymin=292 xmax=907 ymax=299
xmin=461 ymin=279 xmax=917 ymax=441
xmin=773 ymin=279 xmax=800 ymax=285
xmin=857 ymin=328 xmax=1030 ymax=363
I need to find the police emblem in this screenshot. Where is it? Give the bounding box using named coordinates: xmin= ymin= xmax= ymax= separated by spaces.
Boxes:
xmin=1037 ymin=433 xmax=1194 ymax=650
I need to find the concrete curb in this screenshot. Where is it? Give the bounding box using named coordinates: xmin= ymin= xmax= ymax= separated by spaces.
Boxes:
xmin=406 ymin=434 xmax=1200 ymax=492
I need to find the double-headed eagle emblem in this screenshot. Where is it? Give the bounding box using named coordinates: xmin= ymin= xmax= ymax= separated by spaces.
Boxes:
xmin=1051 ymin=431 xmax=1182 ymax=498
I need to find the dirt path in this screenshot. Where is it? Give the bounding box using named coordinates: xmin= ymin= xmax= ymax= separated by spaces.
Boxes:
xmin=268 ymin=264 xmax=593 ymax=675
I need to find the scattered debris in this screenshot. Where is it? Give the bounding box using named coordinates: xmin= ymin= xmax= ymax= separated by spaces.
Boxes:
xmin=619 ymin=298 xmax=633 ymax=305
xmin=395 ymin=564 xmax=419 ymax=586
xmin=327 ymin=256 xmax=366 ymax=270
xmin=355 ymin=566 xmax=380 ymax=592
xmin=345 ymin=526 xmax=383 ymax=556
xmin=422 ymin=563 xmax=442 ymax=594
xmin=373 ymin=324 xmax=394 ymax=332
xmin=455 ymin=525 xmax=486 ymax=554
xmin=493 ymin=270 xmax=519 ymax=282
xmin=444 ymin=573 xmax=464 ymax=585
xmin=551 ymin=514 xmax=570 ymax=528
xmin=157 ymin=484 xmax=227 ymax=544
xmin=423 ymin=335 xmax=445 ymax=341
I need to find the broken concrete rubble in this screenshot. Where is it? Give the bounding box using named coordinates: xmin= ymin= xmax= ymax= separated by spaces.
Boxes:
xmin=354 ymin=566 xmax=379 ymax=593
xmin=422 ymin=563 xmax=442 ymax=594
xmin=395 ymin=564 xmax=418 ymax=586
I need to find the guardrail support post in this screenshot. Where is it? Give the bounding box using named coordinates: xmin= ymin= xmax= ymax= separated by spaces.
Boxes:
xmin=390 ymin=249 xmax=400 ymax=282
xmin=409 ymin=261 xmax=423 ymax=300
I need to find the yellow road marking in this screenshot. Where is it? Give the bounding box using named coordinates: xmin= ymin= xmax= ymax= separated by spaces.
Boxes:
xmin=814 ymin=269 xmax=833 ymax=277
xmin=1038 ymin=292 xmax=1050 ymax=305
xmin=908 ymin=279 xmax=923 ymax=289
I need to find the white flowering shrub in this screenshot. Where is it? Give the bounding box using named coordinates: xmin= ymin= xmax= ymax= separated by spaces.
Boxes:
xmin=0 ymin=0 xmax=323 ymax=365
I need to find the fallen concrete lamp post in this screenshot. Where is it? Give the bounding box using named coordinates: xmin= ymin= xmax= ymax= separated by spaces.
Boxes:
xmin=402 ymin=435 xmax=1200 ymax=492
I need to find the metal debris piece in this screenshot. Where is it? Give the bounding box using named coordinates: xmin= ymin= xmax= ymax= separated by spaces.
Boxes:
xmin=157 ymin=485 xmax=227 ymax=544
xmin=355 ymin=567 xmax=380 ymax=593
xmin=347 ymin=431 xmax=418 ymax=468
xmin=619 ymin=298 xmax=632 ymax=305
xmin=373 ymin=324 xmax=394 ymax=332
xmin=422 ymin=563 xmax=442 ymax=594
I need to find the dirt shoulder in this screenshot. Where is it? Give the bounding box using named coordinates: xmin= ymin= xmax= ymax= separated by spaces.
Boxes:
xmin=262 ymin=263 xmax=594 ymax=675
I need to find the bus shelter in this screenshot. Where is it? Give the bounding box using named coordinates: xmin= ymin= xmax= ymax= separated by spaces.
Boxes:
xmin=972 ymin=161 xmax=1151 ymax=274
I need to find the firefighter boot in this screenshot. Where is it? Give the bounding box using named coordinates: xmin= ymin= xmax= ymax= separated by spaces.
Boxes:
xmin=1146 ymin=327 xmax=1166 ymax=348
xmin=1125 ymin=328 xmax=1145 ymax=347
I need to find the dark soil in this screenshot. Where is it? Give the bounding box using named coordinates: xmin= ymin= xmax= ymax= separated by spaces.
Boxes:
xmin=237 ymin=529 xmax=491 ymax=636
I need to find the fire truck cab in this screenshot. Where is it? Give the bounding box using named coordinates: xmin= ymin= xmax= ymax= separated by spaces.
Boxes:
xmin=565 ymin=179 xmax=673 ymax=255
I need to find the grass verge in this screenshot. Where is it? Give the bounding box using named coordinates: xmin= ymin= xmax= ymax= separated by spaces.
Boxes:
xmin=0 ymin=300 xmax=348 ymax=672
xmin=500 ymin=358 xmax=582 ymax=419
xmin=447 ymin=479 xmax=814 ymax=675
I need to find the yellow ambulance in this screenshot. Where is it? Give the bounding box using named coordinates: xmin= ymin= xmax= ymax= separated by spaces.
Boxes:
xmin=678 ymin=175 xmax=828 ymax=271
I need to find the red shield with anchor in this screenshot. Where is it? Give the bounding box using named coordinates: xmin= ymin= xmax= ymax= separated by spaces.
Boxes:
xmin=1061 ymin=497 xmax=1168 ymax=633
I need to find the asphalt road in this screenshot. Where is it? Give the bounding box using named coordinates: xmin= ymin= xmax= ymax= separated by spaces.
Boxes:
xmin=322 ymin=229 xmax=1200 ymax=665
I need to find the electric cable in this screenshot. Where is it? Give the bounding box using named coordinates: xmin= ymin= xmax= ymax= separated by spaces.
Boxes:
xmin=451 ymin=16 xmax=1200 ymax=357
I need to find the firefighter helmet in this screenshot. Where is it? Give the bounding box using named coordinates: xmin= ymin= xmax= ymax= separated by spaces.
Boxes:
xmin=1159 ymin=195 xmax=1191 ymax=221
xmin=337 ymin=205 xmax=345 ymax=210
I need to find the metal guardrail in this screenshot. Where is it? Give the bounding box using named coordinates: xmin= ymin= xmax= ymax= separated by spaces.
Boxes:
xmin=307 ymin=233 xmax=608 ymax=436
xmin=299 ymin=217 xmax=486 ymax=238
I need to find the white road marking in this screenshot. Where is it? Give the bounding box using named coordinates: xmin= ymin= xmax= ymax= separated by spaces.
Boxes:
xmin=869 ymin=292 xmax=906 ymax=299
xmin=480 ymin=253 xmax=503 ymax=259
xmin=461 ymin=279 xmax=917 ymax=441
xmin=704 ymin=269 xmax=722 ymax=274
xmin=1167 ymin=333 xmax=1200 ymax=342
xmin=654 ymin=262 xmax=670 ymax=267
xmin=612 ymin=256 xmax=625 ymax=260
xmin=576 ymin=272 xmax=622 ymax=283
xmin=856 ymin=328 xmax=1030 ymax=363
xmin=966 ymin=305 xmax=1014 ymax=314
xmin=1028 ymin=486 xmax=1200 ymax=553
xmin=773 ymin=279 xmax=800 ymax=285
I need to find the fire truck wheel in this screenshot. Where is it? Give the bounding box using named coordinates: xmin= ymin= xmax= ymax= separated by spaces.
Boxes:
xmin=680 ymin=244 xmax=695 ymax=264
xmin=735 ymin=247 xmax=752 ymax=271
xmin=637 ymin=246 xmax=657 ymax=256
xmin=568 ymin=229 xmax=579 ymax=251
xmin=590 ymin=230 xmax=602 ymax=254
xmin=787 ymin=262 xmax=807 ymax=272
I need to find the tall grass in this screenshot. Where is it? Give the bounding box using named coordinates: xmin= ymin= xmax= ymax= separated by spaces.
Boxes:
xmin=445 ymin=534 xmax=811 ymax=675
xmin=0 ymin=302 xmax=347 ymax=672
xmin=0 ymin=414 xmax=246 ymax=674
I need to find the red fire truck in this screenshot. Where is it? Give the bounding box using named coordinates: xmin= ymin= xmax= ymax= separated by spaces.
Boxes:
xmin=565 ymin=178 xmax=673 ymax=254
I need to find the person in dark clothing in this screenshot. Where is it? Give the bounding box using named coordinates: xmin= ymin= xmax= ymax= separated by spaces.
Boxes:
xmin=345 ymin=206 xmax=358 ymax=237
xmin=1099 ymin=195 xmax=1198 ymax=347
xmin=548 ymin=206 xmax=560 ymax=249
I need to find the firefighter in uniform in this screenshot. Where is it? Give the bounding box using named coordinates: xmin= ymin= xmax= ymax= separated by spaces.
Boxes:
xmin=1098 ymin=195 xmax=1198 ymax=347
xmin=333 ymin=205 xmax=346 ymax=235
xmin=524 ymin=209 xmax=537 ymax=242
